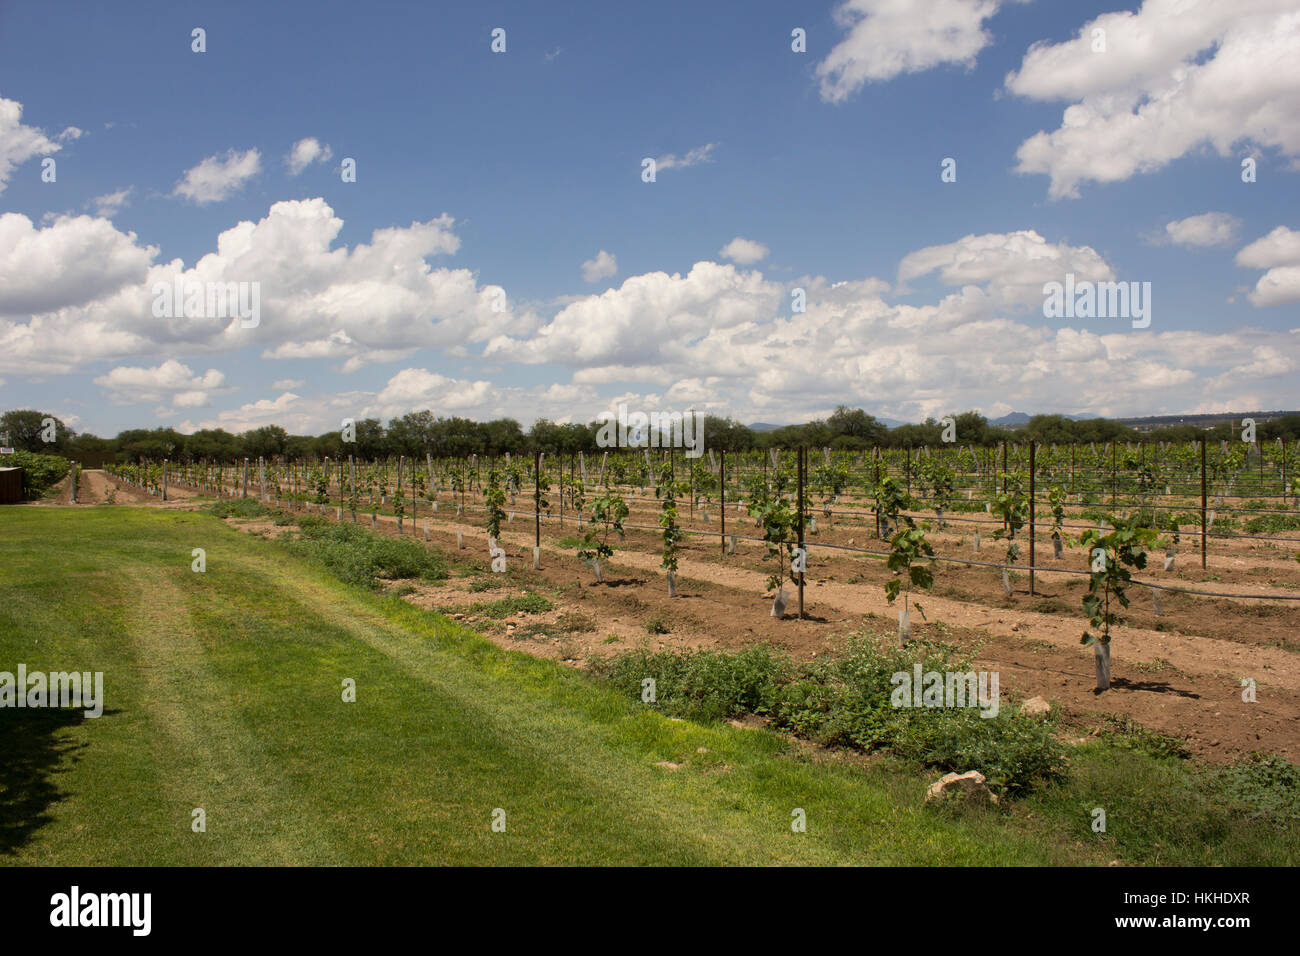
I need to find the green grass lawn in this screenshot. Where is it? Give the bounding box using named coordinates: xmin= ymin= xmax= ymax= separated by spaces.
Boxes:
xmin=0 ymin=507 xmax=1289 ymax=865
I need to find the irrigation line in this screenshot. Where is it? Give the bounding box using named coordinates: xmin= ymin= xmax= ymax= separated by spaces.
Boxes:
xmin=168 ymin=473 xmax=1300 ymax=545
xmin=903 ymin=492 xmax=1300 ymax=520
xmin=752 ymin=504 xmax=1300 ymax=545
xmin=830 ymin=488 xmax=1299 ymax=519
xmin=416 ymin=496 xmax=1300 ymax=603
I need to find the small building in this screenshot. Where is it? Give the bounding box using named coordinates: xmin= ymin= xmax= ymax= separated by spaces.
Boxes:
xmin=0 ymin=467 xmax=22 ymax=504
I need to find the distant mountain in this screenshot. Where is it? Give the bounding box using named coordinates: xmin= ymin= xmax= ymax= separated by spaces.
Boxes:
xmin=990 ymin=411 xmax=1098 ymax=428
xmin=742 ymin=409 xmax=1294 ymax=435
xmin=749 ymin=417 xmax=910 ymax=431
xmin=1114 ymin=410 xmax=1300 ymax=431
xmin=990 ymin=412 xmax=1031 ymax=427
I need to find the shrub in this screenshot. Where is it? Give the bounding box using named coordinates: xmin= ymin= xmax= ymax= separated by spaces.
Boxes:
xmin=282 ymin=519 xmax=446 ymax=588
xmin=593 ymin=633 xmax=1069 ymax=796
xmin=894 ymin=708 xmax=1067 ymax=797
xmin=768 ymin=678 xmax=867 ymax=747
xmin=7 ymin=451 xmax=69 ymax=499
xmin=590 ymin=646 xmax=789 ymax=723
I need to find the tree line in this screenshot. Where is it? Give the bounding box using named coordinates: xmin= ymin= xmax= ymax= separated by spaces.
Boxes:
xmin=3 ymin=406 xmax=1299 ymax=466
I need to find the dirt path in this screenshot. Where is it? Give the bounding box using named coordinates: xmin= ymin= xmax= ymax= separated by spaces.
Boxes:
xmin=64 ymin=469 xmax=202 ymax=507
xmin=75 ymin=469 xmax=153 ymax=505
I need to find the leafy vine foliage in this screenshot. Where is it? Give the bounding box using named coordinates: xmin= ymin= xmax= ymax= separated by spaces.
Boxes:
xmin=877 ymin=476 xmax=934 ymax=619
xmin=578 ymin=489 xmax=628 ymax=581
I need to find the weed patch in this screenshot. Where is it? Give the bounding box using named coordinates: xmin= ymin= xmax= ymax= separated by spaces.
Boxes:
xmin=281 ymin=518 xmax=447 ymax=588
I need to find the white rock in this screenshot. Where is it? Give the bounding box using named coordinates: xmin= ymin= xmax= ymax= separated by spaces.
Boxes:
xmin=925 ymin=770 xmax=998 ymax=805
xmin=1020 ymin=696 xmax=1051 ymax=716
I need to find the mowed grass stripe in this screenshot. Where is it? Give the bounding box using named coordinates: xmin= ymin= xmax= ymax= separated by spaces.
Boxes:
xmin=2 ymin=508 xmax=1084 ymax=865
xmin=2 ymin=510 xmax=747 ymax=864
xmin=181 ymin=552 xmax=724 ymax=865
xmin=225 ymin=537 xmax=1054 ymax=865
xmin=117 ymin=564 xmax=334 ymax=865
xmin=185 ymin=527 xmax=822 ymax=865
xmin=0 ymin=524 xmax=178 ymax=864
xmin=0 ymin=509 xmax=320 ymax=863
xmin=4 ymin=510 xmax=791 ymax=865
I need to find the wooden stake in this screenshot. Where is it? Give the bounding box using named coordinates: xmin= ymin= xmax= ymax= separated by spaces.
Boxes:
xmin=797 ymin=445 xmax=805 ymax=620
xmin=1028 ymin=441 xmax=1035 ymax=596
xmin=1200 ymin=436 xmax=1208 ymax=570
xmin=719 ymin=448 xmax=726 ymax=555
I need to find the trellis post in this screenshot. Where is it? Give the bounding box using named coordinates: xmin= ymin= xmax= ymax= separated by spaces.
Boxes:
xmin=1200 ymin=437 xmax=1208 ymax=570
xmin=534 ymin=450 xmax=542 ymax=568
xmin=796 ymin=445 xmax=805 ymax=620
xmin=719 ymin=448 xmax=727 ymax=555
xmin=1111 ymin=442 xmax=1117 ymax=508
xmin=873 ymin=447 xmax=881 ymax=538
xmin=1028 ymin=441 xmax=1036 ymax=596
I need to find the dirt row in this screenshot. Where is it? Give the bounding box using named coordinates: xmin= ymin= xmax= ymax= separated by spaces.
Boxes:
xmin=60 ymin=469 xmax=198 ymax=507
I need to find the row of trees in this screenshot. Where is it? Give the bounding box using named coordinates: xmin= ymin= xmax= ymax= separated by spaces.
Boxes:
xmin=5 ymin=406 xmax=1300 ymax=466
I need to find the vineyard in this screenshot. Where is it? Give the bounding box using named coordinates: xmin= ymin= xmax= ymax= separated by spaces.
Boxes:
xmin=100 ymin=437 xmax=1300 ymax=764
xmin=9 ymin=0 xmax=1300 ymax=890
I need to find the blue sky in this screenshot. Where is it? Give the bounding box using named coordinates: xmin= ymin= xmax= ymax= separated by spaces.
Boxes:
xmin=1 ymin=0 xmax=1297 ymax=437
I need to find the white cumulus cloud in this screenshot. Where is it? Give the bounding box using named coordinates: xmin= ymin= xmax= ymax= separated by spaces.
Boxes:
xmin=182 ymin=391 xmax=308 ymax=434
xmin=0 ymin=198 xmax=538 ymax=375
xmin=1160 ymin=212 xmax=1241 ymax=248
xmin=719 ymin=237 xmax=770 ymax=265
xmin=0 ymin=212 xmax=156 ymax=316
xmin=94 ymin=359 xmax=226 ymax=407
xmin=285 ymin=137 xmax=333 ymax=175
xmin=87 ymin=188 xmax=133 ymax=217
xmin=897 ymin=230 xmax=1113 ymax=309
xmin=173 ymin=148 xmax=262 ymax=204
xmin=581 ymin=249 xmax=617 ymax=283
xmin=1006 ymin=0 xmax=1300 ymax=199
xmin=1236 ymin=225 xmax=1300 ymax=306
xmin=0 ymin=96 xmax=80 ymax=194
xmin=817 ymin=0 xmax=1019 ymax=102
